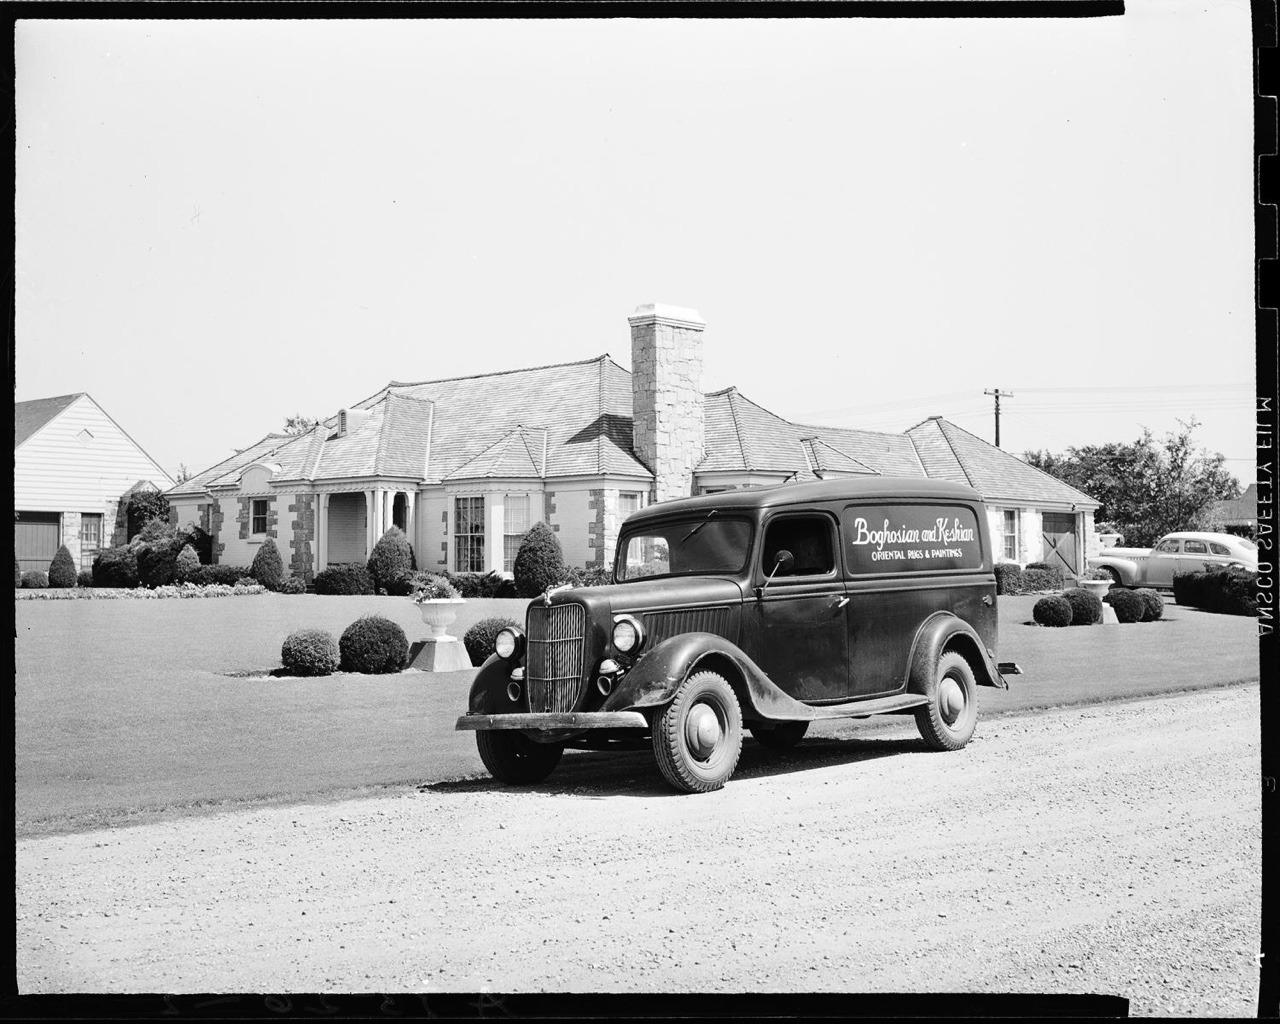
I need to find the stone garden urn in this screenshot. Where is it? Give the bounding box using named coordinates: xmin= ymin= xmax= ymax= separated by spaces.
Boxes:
xmin=417 ymin=597 xmax=467 ymax=640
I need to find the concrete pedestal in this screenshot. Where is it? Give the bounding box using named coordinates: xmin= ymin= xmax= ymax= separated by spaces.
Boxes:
xmin=408 ymin=637 xmax=473 ymax=672
xmin=1100 ymin=604 xmax=1119 ymax=625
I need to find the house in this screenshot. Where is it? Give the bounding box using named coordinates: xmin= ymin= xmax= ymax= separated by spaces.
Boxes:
xmin=1206 ymin=483 xmax=1258 ymax=536
xmin=166 ymin=303 xmax=1102 ymax=582
xmin=14 ymin=393 xmax=175 ymax=573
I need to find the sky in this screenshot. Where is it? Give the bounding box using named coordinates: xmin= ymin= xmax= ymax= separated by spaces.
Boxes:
xmin=14 ymin=4 xmax=1258 ymax=487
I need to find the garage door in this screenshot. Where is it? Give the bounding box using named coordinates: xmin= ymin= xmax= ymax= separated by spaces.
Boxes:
xmin=16 ymin=512 xmax=61 ymax=574
xmin=1041 ymin=512 xmax=1079 ymax=577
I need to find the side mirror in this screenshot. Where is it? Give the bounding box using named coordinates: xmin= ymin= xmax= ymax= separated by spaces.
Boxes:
xmin=758 ymin=549 xmax=794 ymax=599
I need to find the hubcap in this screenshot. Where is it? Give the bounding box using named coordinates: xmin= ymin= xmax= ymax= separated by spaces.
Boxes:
xmin=939 ymin=677 xmax=965 ymax=725
xmin=685 ymin=703 xmax=722 ymax=759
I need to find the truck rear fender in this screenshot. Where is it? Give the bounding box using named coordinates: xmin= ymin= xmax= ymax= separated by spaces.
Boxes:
xmin=907 ymin=612 xmax=1008 ymax=691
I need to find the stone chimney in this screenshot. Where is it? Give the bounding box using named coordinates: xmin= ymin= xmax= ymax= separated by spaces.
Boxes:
xmin=628 ymin=303 xmax=706 ymax=502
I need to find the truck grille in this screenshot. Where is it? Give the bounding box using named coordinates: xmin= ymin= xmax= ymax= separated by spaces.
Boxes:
xmin=525 ymin=604 xmax=587 ymax=713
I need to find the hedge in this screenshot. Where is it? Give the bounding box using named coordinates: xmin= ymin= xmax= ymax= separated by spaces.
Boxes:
xmin=1024 ymin=562 xmax=1067 ymax=588
xmin=185 ymin=564 xmax=254 ymax=587
xmin=444 ymin=570 xmax=518 ymax=599
xmin=21 ymin=570 xmax=49 ymax=589
xmin=1173 ymin=566 xmax=1257 ymax=616
xmin=314 ymin=564 xmax=375 ymax=596
xmin=994 ymin=562 xmax=1023 ymax=596
xmin=93 ymin=547 xmax=140 ymax=589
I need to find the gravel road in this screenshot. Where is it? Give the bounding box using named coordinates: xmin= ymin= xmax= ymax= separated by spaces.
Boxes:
xmin=16 ymin=684 xmax=1261 ymax=1016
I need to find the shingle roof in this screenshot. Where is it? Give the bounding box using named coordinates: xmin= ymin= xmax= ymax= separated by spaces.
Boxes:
xmin=14 ymin=393 xmax=83 ymax=448
xmin=699 ymin=389 xmax=920 ymax=479
xmin=169 ymin=433 xmax=298 ymax=496
xmin=445 ymin=426 xmax=546 ymax=481
xmin=367 ymin=356 xmax=650 ymax=482
xmin=905 ymin=417 xmax=1100 ymax=507
xmin=1209 ymin=483 xmax=1257 ymax=525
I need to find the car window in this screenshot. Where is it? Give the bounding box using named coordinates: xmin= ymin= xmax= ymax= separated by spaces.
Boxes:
xmin=1184 ymin=540 xmax=1208 ymax=554
xmin=1209 ymin=542 xmax=1230 ymax=556
xmin=1154 ymin=539 xmax=1181 ymax=553
xmin=762 ymin=515 xmax=835 ymax=577
xmin=616 ymin=518 xmax=753 ymax=580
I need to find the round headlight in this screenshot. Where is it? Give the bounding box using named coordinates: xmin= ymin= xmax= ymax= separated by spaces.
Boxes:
xmin=494 ymin=627 xmax=521 ymax=660
xmin=611 ymin=616 xmax=643 ymax=654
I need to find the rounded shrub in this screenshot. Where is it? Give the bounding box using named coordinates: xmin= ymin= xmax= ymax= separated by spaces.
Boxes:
xmin=513 ymin=521 xmax=566 ymax=598
xmin=1025 ymin=562 xmax=1067 ymax=588
xmin=1062 ymin=587 xmax=1103 ymax=626
xmin=137 ymin=540 xmax=181 ymax=588
xmin=314 ymin=564 xmax=375 ymax=596
xmin=368 ymin=527 xmax=414 ymax=594
xmin=1135 ymin=588 xmax=1164 ymax=622
xmin=1019 ymin=568 xmax=1061 ymax=593
xmin=175 ymin=543 xmax=201 ymax=581
xmin=1032 ymin=594 xmax=1073 ymax=627
xmin=21 ymin=570 xmax=49 ymax=589
xmin=14 ymin=548 xmax=20 ymax=588
xmin=93 ymin=546 xmax=139 ymax=588
xmin=279 ymin=576 xmax=307 ymax=595
xmin=251 ymin=536 xmax=285 ymax=591
xmin=463 ymin=616 xmax=521 ymax=667
xmin=339 ymin=615 xmax=408 ymax=674
xmin=48 ymin=544 xmax=78 ymax=588
xmin=281 ymin=629 xmax=340 ymax=677
xmin=1107 ymin=588 xmax=1146 ymax=624
xmin=994 ymin=562 xmax=1023 ymax=596
xmin=76 ymin=569 xmax=93 ymax=589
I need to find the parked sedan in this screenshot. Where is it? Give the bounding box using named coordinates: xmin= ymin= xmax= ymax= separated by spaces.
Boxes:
xmin=1087 ymin=531 xmax=1258 ymax=589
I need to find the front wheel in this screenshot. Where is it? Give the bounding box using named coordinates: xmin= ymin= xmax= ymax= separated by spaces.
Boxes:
xmin=476 ymin=731 xmax=563 ymax=785
xmin=652 ymin=671 xmax=743 ymax=793
xmin=914 ymin=651 xmax=978 ymax=751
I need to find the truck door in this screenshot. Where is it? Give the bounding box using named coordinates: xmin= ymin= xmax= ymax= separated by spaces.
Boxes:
xmin=748 ymin=512 xmax=849 ymax=702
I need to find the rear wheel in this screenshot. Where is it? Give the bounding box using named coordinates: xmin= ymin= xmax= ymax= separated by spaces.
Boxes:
xmin=750 ymin=721 xmax=809 ymax=751
xmin=914 ymin=651 xmax=978 ymax=751
xmin=475 ymin=731 xmax=563 ymax=785
xmin=652 ymin=671 xmax=743 ymax=793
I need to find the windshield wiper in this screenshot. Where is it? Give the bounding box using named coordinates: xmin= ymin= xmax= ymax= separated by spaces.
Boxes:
xmin=680 ymin=509 xmax=717 ymax=543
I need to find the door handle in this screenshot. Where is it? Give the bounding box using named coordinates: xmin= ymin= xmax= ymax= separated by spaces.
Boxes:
xmin=836 ymin=597 xmax=849 ymax=608
xmin=982 ymin=595 xmax=993 ymax=606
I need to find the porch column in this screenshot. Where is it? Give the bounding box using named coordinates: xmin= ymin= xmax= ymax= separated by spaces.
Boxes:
xmin=405 ymin=492 xmax=417 ymax=561
xmin=317 ymin=493 xmax=329 ymax=572
xmin=485 ymin=491 xmax=505 ymax=573
xmin=365 ymin=490 xmax=376 ymax=558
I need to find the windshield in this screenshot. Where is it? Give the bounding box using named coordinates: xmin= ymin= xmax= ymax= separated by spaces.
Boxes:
xmin=616 ymin=517 xmax=753 ymax=580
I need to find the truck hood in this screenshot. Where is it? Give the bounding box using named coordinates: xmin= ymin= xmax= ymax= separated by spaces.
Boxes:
xmin=542 ymin=576 xmax=746 ymax=617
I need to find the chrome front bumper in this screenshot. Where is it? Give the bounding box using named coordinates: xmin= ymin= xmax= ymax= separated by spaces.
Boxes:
xmin=455 ymin=711 xmax=649 ymax=731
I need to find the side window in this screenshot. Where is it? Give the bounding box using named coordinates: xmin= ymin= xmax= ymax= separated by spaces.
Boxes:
xmin=1209 ymin=542 xmax=1230 ymax=556
xmin=1155 ymin=539 xmax=1181 ymax=554
xmin=762 ymin=515 xmax=835 ymax=577
xmin=1183 ymin=540 xmax=1208 ymax=554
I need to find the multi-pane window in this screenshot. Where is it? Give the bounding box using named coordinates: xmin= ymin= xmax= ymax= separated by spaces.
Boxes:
xmin=251 ymin=499 xmax=269 ymax=536
xmin=79 ymin=513 xmax=103 ymax=571
xmin=503 ymin=495 xmax=530 ymax=572
xmin=618 ymin=491 xmax=642 ymax=521
xmin=455 ymin=496 xmax=485 ymax=573
xmin=1002 ymin=509 xmax=1019 ymax=561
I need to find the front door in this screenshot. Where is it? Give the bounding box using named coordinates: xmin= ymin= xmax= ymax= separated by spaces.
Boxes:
xmin=1041 ymin=513 xmax=1078 ymax=577
xmin=747 ymin=512 xmax=849 ymax=702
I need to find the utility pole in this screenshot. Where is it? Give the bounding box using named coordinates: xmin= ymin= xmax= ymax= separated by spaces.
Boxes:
xmin=984 ymin=388 xmax=1014 ymax=448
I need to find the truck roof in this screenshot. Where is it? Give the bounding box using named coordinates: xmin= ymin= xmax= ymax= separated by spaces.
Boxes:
xmin=626 ymin=477 xmax=985 ymax=524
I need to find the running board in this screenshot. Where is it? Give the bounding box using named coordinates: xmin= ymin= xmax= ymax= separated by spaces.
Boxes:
xmin=800 ymin=693 xmax=930 ymax=721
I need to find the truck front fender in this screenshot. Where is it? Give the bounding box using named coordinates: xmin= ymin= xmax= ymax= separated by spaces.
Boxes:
xmin=465 ymin=654 xmax=521 ymax=715
xmin=907 ymin=612 xmax=1008 ymax=691
xmin=599 ymin=632 xmax=816 ymax=723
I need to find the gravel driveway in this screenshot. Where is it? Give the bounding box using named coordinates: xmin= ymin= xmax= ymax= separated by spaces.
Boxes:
xmin=16 ymin=685 xmax=1261 ymax=1016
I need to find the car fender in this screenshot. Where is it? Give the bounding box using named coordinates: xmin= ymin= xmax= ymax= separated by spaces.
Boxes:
xmin=1087 ymin=554 xmax=1140 ymax=586
xmin=465 ymin=653 xmax=519 ymax=715
xmin=599 ymin=631 xmax=816 ymax=722
xmin=907 ymin=611 xmax=1007 ymax=690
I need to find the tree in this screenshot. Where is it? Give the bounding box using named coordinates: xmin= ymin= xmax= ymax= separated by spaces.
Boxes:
xmin=48 ymin=544 xmax=78 ymax=589
xmin=251 ymin=536 xmax=285 ymax=591
xmin=284 ymin=414 xmax=319 ymax=435
xmin=367 ymin=526 xmax=414 ymax=594
xmin=175 ymin=464 xmax=195 ymax=484
xmin=1024 ymin=418 xmax=1240 ymax=547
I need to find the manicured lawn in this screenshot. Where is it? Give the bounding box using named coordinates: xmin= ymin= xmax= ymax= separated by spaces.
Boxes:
xmin=15 ymin=591 xmax=1260 ymax=835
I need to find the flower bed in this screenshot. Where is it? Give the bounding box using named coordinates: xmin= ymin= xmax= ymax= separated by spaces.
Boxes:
xmin=13 ymin=583 xmax=267 ymax=599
